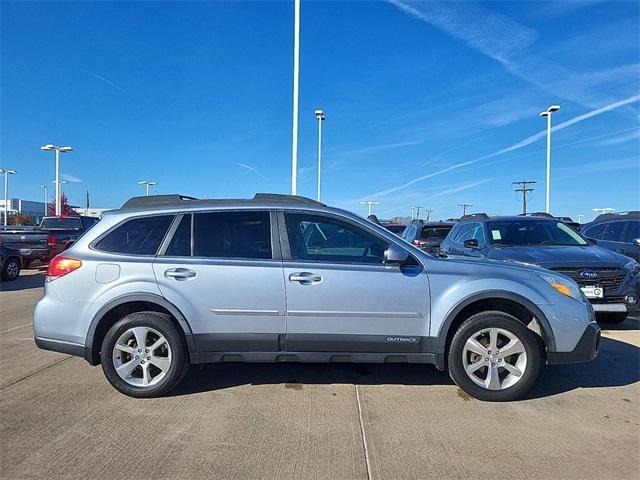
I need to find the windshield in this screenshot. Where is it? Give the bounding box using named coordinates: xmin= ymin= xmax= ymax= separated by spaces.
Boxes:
xmin=487 ymin=220 xmax=587 ymax=246
xmin=41 ymin=217 xmax=82 ymax=230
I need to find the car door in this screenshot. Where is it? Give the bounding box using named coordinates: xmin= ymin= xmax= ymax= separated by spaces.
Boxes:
xmin=153 ymin=210 xmax=286 ymax=352
xmin=624 ymin=221 xmax=640 ymax=261
xmin=280 ymin=211 xmax=430 ymax=353
xmin=598 ymin=221 xmax=628 ymax=255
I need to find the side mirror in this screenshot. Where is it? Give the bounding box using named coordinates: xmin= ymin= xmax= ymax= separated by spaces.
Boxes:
xmin=463 ymin=239 xmax=479 ymax=249
xmin=384 ymin=244 xmax=409 ymax=264
xmin=633 ymin=238 xmax=640 ymax=247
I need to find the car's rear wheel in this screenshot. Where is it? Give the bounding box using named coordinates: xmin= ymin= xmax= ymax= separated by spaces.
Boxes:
xmin=596 ymin=312 xmax=628 ymax=324
xmin=100 ymin=311 xmax=190 ymax=398
xmin=448 ymin=311 xmax=543 ymax=402
xmin=1 ymin=257 xmax=21 ymax=281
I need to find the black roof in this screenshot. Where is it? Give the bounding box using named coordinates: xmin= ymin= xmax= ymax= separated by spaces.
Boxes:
xmin=121 ymin=193 xmax=325 ymax=210
xmin=593 ymin=211 xmax=640 ymax=222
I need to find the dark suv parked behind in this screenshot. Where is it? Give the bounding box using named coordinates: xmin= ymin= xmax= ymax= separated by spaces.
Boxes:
xmin=581 ymin=212 xmax=639 ymax=261
xmin=440 ymin=215 xmax=639 ymax=323
xmin=401 ymin=220 xmax=456 ymax=254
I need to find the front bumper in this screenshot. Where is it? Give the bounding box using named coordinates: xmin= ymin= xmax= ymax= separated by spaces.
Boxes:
xmin=546 ymin=322 xmax=601 ymax=364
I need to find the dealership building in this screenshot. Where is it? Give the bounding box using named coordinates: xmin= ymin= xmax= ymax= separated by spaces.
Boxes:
xmin=0 ymin=198 xmax=111 ymax=225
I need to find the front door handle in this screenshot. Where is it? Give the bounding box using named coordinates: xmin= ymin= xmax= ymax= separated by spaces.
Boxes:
xmin=164 ymin=268 xmax=197 ymax=280
xmin=289 ymin=272 xmax=322 ymax=284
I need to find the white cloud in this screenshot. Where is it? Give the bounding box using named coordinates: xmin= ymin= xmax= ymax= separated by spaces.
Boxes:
xmin=81 ymin=68 xmax=124 ymax=92
xmin=61 ymin=173 xmax=83 ymax=183
xmin=594 ymin=129 xmax=640 ymax=147
xmin=389 ymin=0 xmax=538 ymax=65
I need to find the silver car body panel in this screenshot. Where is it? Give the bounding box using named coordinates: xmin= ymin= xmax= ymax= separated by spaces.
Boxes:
xmin=33 ymin=197 xmax=597 ymax=366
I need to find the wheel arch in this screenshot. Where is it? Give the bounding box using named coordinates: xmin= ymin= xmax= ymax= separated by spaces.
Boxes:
xmin=434 ymin=290 xmax=556 ymax=370
xmin=84 ymin=293 xmax=195 ymax=365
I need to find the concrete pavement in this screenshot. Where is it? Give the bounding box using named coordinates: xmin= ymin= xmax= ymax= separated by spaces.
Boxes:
xmin=1 ymin=270 xmax=638 ymax=479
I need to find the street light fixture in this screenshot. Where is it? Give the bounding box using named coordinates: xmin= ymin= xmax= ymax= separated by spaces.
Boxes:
xmin=360 ymin=200 xmax=380 ymax=216
xmin=315 ymin=109 xmax=325 ymax=202
xmin=0 ymin=169 xmax=17 ymax=226
xmin=539 ymin=105 xmax=560 ymax=213
xmin=41 ymin=144 xmax=73 ymax=216
xmin=138 ymin=180 xmax=158 ymax=196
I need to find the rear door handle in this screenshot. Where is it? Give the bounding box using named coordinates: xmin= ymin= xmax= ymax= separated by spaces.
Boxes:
xmin=164 ymin=268 xmax=197 ymax=280
xmin=289 ymin=272 xmax=322 ymax=284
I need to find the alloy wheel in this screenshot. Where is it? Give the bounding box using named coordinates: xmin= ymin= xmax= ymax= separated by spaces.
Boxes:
xmin=112 ymin=326 xmax=172 ymax=387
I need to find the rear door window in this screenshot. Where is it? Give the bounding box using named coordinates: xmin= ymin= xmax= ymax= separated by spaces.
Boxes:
xmin=95 ymin=215 xmax=173 ymax=255
xmin=625 ymin=221 xmax=639 ymax=242
xmin=193 ymin=211 xmax=272 ymax=259
xmin=600 ymin=221 xmax=626 ymax=242
xmin=165 ymin=215 xmax=192 ymax=256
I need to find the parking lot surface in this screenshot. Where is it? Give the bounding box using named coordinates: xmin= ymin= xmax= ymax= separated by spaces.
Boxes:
xmin=1 ymin=269 xmax=639 ymax=480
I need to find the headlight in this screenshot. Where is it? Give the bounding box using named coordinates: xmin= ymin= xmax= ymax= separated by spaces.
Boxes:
xmin=537 ymin=272 xmax=584 ymax=301
xmin=624 ymin=259 xmax=639 ymax=276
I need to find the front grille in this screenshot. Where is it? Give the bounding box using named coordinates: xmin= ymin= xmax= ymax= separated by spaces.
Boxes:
xmin=550 ymin=267 xmax=626 ymax=292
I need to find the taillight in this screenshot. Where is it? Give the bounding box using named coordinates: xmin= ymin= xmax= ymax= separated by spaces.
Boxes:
xmin=47 ymin=234 xmax=56 ymax=247
xmin=47 ymin=255 xmax=82 ymax=278
xmin=413 ymin=239 xmax=428 ymax=246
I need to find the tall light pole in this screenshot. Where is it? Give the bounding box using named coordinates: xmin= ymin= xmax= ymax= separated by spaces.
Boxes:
xmin=424 ymin=209 xmax=434 ymax=221
xmin=360 ymin=200 xmax=380 ymax=216
xmin=41 ymin=144 xmax=73 ymax=216
xmin=458 ymin=203 xmax=473 ymax=217
xmin=138 ymin=180 xmax=157 ymax=196
xmin=291 ymin=0 xmax=301 ymax=195
xmin=0 ymin=169 xmax=17 ymax=226
xmin=315 ymin=109 xmax=325 ymax=202
xmin=40 ymin=184 xmax=48 ymax=216
xmin=539 ymin=105 xmax=560 ymax=213
xmin=52 ymin=179 xmax=68 ymax=196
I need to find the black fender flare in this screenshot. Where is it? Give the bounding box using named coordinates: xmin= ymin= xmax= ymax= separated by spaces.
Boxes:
xmin=433 ymin=290 xmax=556 ymax=370
xmin=84 ymin=293 xmax=196 ymax=364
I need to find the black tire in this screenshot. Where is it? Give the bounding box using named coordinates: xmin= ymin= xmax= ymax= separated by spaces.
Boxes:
xmin=100 ymin=311 xmax=190 ymax=398
xmin=448 ymin=311 xmax=544 ymax=402
xmin=1 ymin=257 xmax=21 ymax=281
xmin=596 ymin=312 xmax=628 ymax=324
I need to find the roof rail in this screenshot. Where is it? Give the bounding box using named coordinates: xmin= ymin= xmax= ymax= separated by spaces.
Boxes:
xmin=520 ymin=211 xmax=555 ymax=218
xmin=461 ymin=213 xmax=489 ymax=220
xmin=594 ymin=211 xmax=640 ymax=221
xmin=120 ymin=193 xmax=325 ymax=210
xmin=121 ymin=194 xmax=198 ymax=209
xmin=252 ymin=193 xmax=325 ymax=206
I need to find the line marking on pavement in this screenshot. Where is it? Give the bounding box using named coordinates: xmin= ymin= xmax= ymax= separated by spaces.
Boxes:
xmin=0 ymin=356 xmax=72 ymax=391
xmin=0 ymin=323 xmax=33 ymax=334
xmin=355 ymin=384 xmax=373 ymax=480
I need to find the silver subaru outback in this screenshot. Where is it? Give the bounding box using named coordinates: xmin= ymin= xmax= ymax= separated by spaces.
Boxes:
xmin=34 ymin=194 xmax=600 ymax=401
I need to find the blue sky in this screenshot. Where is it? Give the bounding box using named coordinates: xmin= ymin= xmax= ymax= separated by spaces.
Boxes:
xmin=1 ymin=0 xmax=638 ymax=221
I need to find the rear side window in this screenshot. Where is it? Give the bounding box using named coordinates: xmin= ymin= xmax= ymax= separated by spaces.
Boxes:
xmin=193 ymin=211 xmax=272 ymax=259
xmin=600 ymin=221 xmax=626 ymax=242
xmin=419 ymin=226 xmax=452 ymax=240
xmin=95 ymin=215 xmax=173 ymax=255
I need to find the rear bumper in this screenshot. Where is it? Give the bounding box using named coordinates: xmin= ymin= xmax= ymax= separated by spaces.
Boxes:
xmin=546 ymin=322 xmax=601 ymax=364
xmin=34 ymin=336 xmax=86 ymax=358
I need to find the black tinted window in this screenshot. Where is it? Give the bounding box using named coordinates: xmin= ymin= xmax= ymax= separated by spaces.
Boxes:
xmin=286 ymin=213 xmax=388 ymax=264
xmin=41 ymin=217 xmax=82 ymax=229
xmin=165 ymin=215 xmax=191 ymax=256
xmin=626 ymin=221 xmax=639 ymax=242
xmin=419 ymin=226 xmax=453 ymax=240
xmin=193 ymin=211 xmax=271 ymax=259
xmin=96 ymin=215 xmax=173 ymax=255
xmin=601 ymin=221 xmax=626 ymax=242
xmin=582 ymin=224 xmax=605 ymax=239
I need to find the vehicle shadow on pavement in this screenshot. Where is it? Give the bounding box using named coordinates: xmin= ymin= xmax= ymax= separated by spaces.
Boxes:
xmin=528 ymin=337 xmax=639 ymax=399
xmin=0 ymin=272 xmax=45 ymax=292
xmin=171 ymin=337 xmax=638 ymax=399
xmin=598 ymin=317 xmax=640 ymax=331
xmin=172 ymin=362 xmax=454 ymax=396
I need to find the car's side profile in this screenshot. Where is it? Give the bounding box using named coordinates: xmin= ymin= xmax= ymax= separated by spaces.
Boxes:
xmin=34 ymin=194 xmax=600 ymax=401
xmin=581 ymin=212 xmax=640 ymax=261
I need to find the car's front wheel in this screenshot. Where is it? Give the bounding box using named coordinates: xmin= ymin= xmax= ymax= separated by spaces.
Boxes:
xmin=448 ymin=311 xmax=543 ymax=402
xmin=100 ymin=311 xmax=190 ymax=398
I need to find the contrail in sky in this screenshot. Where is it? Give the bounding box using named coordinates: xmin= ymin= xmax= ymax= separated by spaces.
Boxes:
xmin=367 ymin=94 xmax=640 ymax=198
